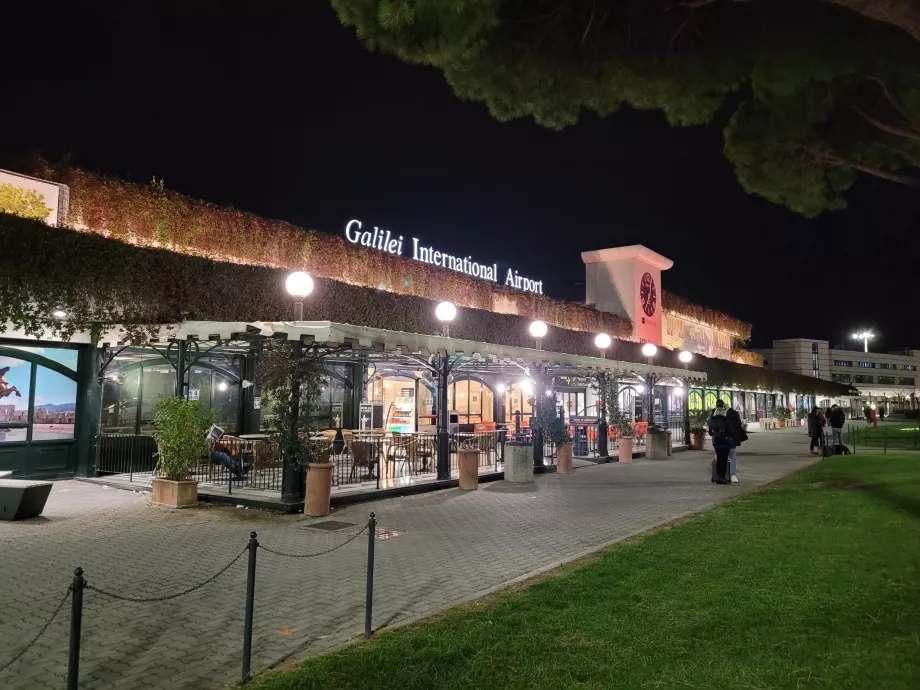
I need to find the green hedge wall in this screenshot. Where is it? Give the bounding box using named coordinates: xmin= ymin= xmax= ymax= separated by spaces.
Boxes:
xmin=0 ymin=213 xmax=855 ymax=397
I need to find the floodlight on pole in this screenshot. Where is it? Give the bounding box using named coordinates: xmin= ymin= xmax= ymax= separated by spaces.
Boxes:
xmin=285 ymin=271 xmax=314 ymax=320
xmin=852 ymin=330 xmax=874 ymax=353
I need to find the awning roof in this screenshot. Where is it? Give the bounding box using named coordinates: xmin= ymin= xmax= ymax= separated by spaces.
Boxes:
xmin=99 ymin=320 xmax=707 ymax=382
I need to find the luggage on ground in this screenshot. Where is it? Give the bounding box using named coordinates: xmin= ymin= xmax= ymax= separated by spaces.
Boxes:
xmin=833 ymin=444 xmax=851 ymax=455
xmin=711 ymin=448 xmax=730 ymax=484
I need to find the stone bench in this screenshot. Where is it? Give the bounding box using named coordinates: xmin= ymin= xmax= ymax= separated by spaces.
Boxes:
xmin=759 ymin=417 xmax=778 ymax=430
xmin=0 ymin=478 xmax=53 ymax=520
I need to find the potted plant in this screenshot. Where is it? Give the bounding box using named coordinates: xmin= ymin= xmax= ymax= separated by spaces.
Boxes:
xmin=689 ymin=411 xmax=709 ymax=451
xmin=774 ymin=406 xmax=792 ymax=428
xmin=535 ymin=399 xmax=574 ymax=473
xmin=612 ymin=411 xmax=635 ymax=463
xmin=796 ymin=407 xmax=808 ymax=427
xmin=151 ymin=396 xmax=215 ymax=508
xmin=457 ymin=437 xmax=480 ymax=489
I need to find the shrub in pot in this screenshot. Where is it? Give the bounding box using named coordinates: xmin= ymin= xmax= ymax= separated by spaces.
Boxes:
xmin=151 ymin=397 xmax=215 ymax=508
xmin=689 ymin=411 xmax=709 ymax=451
xmin=796 ymin=407 xmax=808 ymax=426
xmin=774 ymin=406 xmax=792 ymax=428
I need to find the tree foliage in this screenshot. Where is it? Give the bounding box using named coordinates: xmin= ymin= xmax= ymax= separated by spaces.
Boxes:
xmin=0 ymin=183 xmax=51 ymax=221
xmin=332 ymin=0 xmax=920 ymax=216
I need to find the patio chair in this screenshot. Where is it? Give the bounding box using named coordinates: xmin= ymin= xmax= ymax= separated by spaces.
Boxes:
xmin=251 ymin=440 xmax=281 ymax=473
xmin=349 ymin=440 xmax=378 ymax=482
xmin=416 ymin=436 xmax=435 ymax=473
xmin=385 ymin=437 xmax=417 ymax=477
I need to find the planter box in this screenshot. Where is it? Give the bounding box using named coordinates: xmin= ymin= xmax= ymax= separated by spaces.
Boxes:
xmin=151 ymin=478 xmax=198 ymax=509
xmin=458 ymin=449 xmax=479 ymax=490
xmin=618 ymin=437 xmax=634 ymax=463
xmin=691 ymin=434 xmax=706 ymax=451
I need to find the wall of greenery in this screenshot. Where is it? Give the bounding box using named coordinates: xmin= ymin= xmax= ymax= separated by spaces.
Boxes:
xmin=0 ymin=212 xmax=853 ymax=398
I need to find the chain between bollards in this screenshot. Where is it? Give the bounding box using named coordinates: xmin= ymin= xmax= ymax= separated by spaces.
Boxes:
xmin=241 ymin=531 xmax=258 ymax=683
xmin=365 ymin=512 xmax=377 ymax=639
xmin=67 ymin=567 xmax=85 ymax=690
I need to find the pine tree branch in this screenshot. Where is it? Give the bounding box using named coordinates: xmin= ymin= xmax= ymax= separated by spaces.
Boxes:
xmin=820 ymin=152 xmax=920 ymax=187
xmin=851 ymin=105 xmax=920 ymax=141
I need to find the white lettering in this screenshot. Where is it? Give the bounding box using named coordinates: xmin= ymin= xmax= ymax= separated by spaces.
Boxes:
xmin=505 ymin=268 xmax=515 ymax=287
xmin=433 ymin=250 xmax=442 ymax=266
xmin=412 ymin=237 xmax=420 ymax=260
xmin=345 ymin=219 xmax=362 ymax=243
xmin=360 ymin=231 xmax=372 ymax=247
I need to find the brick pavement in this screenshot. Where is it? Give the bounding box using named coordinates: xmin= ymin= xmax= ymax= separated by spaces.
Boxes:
xmin=0 ymin=428 xmax=816 ymax=689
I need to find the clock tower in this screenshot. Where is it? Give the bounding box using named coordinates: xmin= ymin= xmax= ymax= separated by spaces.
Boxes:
xmin=581 ymin=245 xmax=673 ymax=345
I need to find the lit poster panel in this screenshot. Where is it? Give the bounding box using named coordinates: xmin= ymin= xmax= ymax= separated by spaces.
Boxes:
xmin=0 ymin=169 xmax=69 ymax=227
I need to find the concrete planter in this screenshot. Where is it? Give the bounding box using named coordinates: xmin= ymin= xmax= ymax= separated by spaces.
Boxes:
xmin=618 ymin=436 xmax=634 ymax=463
xmin=556 ymin=442 xmax=573 ymax=474
xmin=458 ymin=449 xmax=479 ymax=490
xmin=691 ymin=434 xmax=706 ymax=451
xmin=304 ymin=462 xmax=334 ymax=517
xmin=646 ymin=429 xmax=669 ymax=460
xmin=151 ymin=478 xmax=198 ymax=508
xmin=776 ymin=419 xmax=786 ymax=428
xmin=504 ymin=441 xmax=534 ymax=483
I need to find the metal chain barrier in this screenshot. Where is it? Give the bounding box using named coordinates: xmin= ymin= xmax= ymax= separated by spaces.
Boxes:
xmin=85 ymin=546 xmax=249 ymax=603
xmin=0 ymin=585 xmax=73 ymax=675
xmin=258 ymin=524 xmax=368 ymax=559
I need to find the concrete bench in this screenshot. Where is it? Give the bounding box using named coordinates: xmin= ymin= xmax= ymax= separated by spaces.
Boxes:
xmin=0 ymin=478 xmax=53 ymax=520
xmin=759 ymin=418 xmax=778 ymax=430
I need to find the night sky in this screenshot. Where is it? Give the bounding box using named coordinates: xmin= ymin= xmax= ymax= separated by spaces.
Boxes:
xmin=3 ymin=1 xmax=918 ymax=350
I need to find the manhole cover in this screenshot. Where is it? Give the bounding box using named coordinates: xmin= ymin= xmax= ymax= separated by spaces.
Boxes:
xmin=375 ymin=528 xmax=402 ymax=540
xmin=307 ymin=520 xmax=357 ymax=531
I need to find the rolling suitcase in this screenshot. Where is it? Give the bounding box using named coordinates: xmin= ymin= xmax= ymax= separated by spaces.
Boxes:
xmin=710 ymin=448 xmax=729 ymax=484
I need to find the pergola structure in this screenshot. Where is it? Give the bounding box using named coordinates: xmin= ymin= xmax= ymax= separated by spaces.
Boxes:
xmin=95 ymin=320 xmax=707 ymax=501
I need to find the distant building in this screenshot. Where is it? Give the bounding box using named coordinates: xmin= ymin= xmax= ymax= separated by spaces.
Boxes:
xmin=755 ymin=339 xmax=919 ymax=412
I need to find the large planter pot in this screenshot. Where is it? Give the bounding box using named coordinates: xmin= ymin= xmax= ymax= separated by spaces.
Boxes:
xmin=556 ymin=442 xmax=574 ymax=474
xmin=304 ymin=462 xmax=334 ymax=517
xmin=776 ymin=419 xmax=786 ymax=428
xmin=691 ymin=434 xmax=706 ymax=451
xmin=151 ymin=478 xmax=198 ymax=509
xmin=458 ymin=449 xmax=479 ymax=490
xmin=618 ymin=436 xmax=634 ymax=463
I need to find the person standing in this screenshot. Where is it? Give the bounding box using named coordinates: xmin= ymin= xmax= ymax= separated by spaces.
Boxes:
xmin=708 ymin=400 xmax=735 ymax=484
xmin=864 ymin=405 xmax=872 ymax=425
xmin=808 ymin=406 xmax=826 ymax=455
xmin=726 ymin=402 xmax=747 ymax=483
xmin=879 ymin=407 xmax=886 ymax=423
xmin=869 ymin=406 xmax=878 ymax=429
xmin=828 ymin=404 xmax=846 ymax=447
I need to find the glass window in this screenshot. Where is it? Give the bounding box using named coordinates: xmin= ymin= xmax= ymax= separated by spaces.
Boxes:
xmin=899 ymin=378 xmax=915 ymax=386
xmin=0 ymin=354 xmax=30 ymax=443
xmin=833 ymin=360 xmax=852 ymax=367
xmin=854 ymin=375 xmax=873 ymax=384
xmin=102 ymin=368 xmax=139 ymax=433
xmin=704 ymin=391 xmax=717 ymax=411
xmin=833 ymin=373 xmax=851 ymax=383
xmin=880 ymin=363 xmax=896 ymax=370
xmin=688 ymin=390 xmax=703 ymax=412
xmin=878 ymin=376 xmax=895 ymax=385
xmin=140 ymin=366 xmax=178 ymax=433
xmin=504 ymin=383 xmax=533 ymax=423
xmin=32 ymin=366 xmax=77 ymax=440
xmin=857 ymin=361 xmax=875 ymax=368
xmin=902 ymin=365 xmax=917 ymax=371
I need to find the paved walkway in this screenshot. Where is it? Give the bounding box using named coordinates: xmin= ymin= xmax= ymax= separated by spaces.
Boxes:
xmin=0 ymin=429 xmax=816 ymax=689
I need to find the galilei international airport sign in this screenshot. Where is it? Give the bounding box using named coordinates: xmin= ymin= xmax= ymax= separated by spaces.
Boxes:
xmin=344 ymin=219 xmax=544 ymax=295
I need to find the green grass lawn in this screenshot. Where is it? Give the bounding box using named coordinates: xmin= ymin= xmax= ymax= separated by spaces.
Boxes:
xmin=845 ymin=423 xmax=920 ymax=450
xmin=252 ymin=454 xmax=920 ymax=690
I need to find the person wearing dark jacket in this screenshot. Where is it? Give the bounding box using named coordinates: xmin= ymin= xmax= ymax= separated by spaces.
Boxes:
xmin=725 ymin=405 xmax=747 ymax=483
xmin=807 ymin=407 xmax=825 ymax=455
xmin=828 ymin=405 xmax=846 ymax=446
xmin=709 ymin=401 xmax=734 ymax=484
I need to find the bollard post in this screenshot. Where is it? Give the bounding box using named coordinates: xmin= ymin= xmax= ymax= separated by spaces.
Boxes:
xmin=884 ymin=425 xmax=888 ymax=454
xmin=242 ymin=532 xmax=258 ymax=683
xmin=67 ymin=568 xmax=85 ymax=690
xmin=365 ymin=512 xmax=377 ymax=639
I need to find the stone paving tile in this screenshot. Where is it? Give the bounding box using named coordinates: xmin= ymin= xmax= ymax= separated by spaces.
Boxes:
xmin=0 ymin=429 xmax=816 ymax=689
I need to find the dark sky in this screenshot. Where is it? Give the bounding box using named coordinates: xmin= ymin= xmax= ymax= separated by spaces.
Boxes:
xmin=3 ymin=1 xmax=918 ymax=350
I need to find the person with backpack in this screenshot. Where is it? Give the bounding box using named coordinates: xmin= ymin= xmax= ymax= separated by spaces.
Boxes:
xmin=828 ymin=404 xmax=846 ymax=447
xmin=708 ymin=400 xmax=735 ymax=484
xmin=808 ymin=406 xmax=826 ymax=455
xmin=726 ymin=403 xmax=747 ymax=483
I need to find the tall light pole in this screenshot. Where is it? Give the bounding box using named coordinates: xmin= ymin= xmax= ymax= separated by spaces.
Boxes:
xmin=595 ymin=333 xmax=611 ymax=359
xmin=640 ymin=343 xmax=658 ymax=423
xmin=285 ymin=271 xmax=314 ymax=321
xmin=678 ymin=350 xmax=693 ymax=443
xmin=852 ymin=330 xmax=874 ymax=353
xmin=435 ymin=301 xmax=456 ymax=337
xmin=529 ymin=320 xmax=548 ymax=350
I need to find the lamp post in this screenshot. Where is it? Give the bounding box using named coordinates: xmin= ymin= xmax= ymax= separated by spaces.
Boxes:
xmin=640 ymin=343 xmax=657 ymax=423
xmin=529 ymin=320 xmax=548 ymax=350
xmin=435 ymin=301 xmax=457 ymax=337
xmin=852 ymin=330 xmax=874 ymax=353
xmin=285 ymin=271 xmax=314 ymax=321
xmin=678 ymin=350 xmax=693 ymax=443
xmin=595 ymin=333 xmax=611 ymax=359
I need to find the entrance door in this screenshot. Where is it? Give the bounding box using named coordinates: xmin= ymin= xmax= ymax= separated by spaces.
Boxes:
xmin=556 ymin=389 xmax=586 ymax=423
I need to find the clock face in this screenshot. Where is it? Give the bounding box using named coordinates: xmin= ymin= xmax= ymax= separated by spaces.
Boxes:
xmin=639 ymin=272 xmax=657 ymax=317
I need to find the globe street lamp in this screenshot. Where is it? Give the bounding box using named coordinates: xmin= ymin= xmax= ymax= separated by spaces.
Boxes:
xmin=285 ymin=271 xmax=314 ymax=321
xmin=595 ymin=333 xmax=612 ymax=358
xmin=641 ymin=342 xmax=658 ymax=364
xmin=529 ymin=320 xmax=548 ymax=350
xmin=679 ymin=350 xmax=693 ymax=366
xmin=852 ymin=330 xmax=874 ymax=353
xmin=435 ymin=301 xmax=457 ymax=337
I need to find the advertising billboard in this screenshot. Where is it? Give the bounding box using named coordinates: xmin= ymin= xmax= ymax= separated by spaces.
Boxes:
xmin=0 ymin=169 xmax=69 ymax=227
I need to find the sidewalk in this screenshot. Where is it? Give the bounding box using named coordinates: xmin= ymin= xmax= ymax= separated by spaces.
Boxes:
xmin=0 ymin=428 xmax=814 ymax=689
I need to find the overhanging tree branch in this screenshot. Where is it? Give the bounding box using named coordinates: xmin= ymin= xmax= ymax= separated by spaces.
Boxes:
xmin=820 ymin=152 xmax=920 ymax=187
xmin=851 ymin=105 xmax=920 ymax=141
